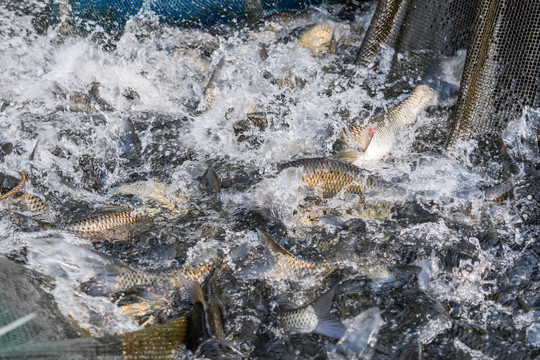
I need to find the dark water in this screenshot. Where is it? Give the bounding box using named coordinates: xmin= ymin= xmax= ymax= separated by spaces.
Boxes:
xmin=0 ymin=1 xmax=539 ymax=359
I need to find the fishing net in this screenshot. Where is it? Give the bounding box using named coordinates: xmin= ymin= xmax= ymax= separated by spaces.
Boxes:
xmin=355 ymin=0 xmax=540 ymax=151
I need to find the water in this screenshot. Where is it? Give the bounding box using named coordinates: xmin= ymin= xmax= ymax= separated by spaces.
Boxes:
xmin=1 ymin=1 xmax=539 ymax=359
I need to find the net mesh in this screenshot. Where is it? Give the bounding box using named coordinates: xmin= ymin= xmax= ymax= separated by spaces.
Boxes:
xmin=355 ymin=0 xmax=540 ymax=150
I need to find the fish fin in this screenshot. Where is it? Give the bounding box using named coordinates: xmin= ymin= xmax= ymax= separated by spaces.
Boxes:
xmin=332 ymin=150 xmax=362 ymax=164
xmin=205 ymin=166 xmax=221 ymax=194
xmin=83 ymin=272 xmax=118 ymax=297
xmin=12 ymin=212 xmax=55 ymax=229
xmin=256 ymin=228 xmax=291 ymax=257
xmin=318 ymin=215 xmax=347 ymax=228
xmin=190 ymin=282 xmax=205 ymax=307
xmin=227 ymin=242 xmax=250 ymax=263
xmin=101 ymin=205 xmax=131 ymax=212
xmin=311 ymin=288 xmax=346 ymax=339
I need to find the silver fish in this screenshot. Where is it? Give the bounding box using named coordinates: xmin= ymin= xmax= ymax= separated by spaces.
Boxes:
xmin=279 ymin=287 xmax=346 ymax=339
xmin=336 ymin=84 xmax=436 ymax=163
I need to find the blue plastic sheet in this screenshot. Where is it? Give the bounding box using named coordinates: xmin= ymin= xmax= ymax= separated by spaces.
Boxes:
xmin=69 ymin=0 xmax=329 ymax=31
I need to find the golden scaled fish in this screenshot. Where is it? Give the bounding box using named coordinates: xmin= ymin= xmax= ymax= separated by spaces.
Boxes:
xmin=0 ymin=316 xmax=188 ymax=359
xmin=187 ymin=245 xmax=248 ymax=359
xmin=280 ymin=157 xmax=382 ymax=198
xmin=10 ymin=192 xmax=49 ymax=212
xmin=256 ymin=229 xmax=338 ymax=280
xmin=85 ymin=260 xmax=217 ymax=298
xmin=16 ymin=209 xmax=143 ymax=234
xmin=337 ymin=84 xmax=437 ymax=163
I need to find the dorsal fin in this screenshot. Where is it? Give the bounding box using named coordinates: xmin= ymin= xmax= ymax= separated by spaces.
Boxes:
xmin=256 ymin=228 xmax=292 ymax=257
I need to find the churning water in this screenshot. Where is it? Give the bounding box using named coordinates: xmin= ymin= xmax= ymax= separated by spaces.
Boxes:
xmin=0 ymin=2 xmax=539 ymax=359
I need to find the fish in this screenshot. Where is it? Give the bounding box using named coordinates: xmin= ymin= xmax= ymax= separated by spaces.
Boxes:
xmin=451 ymin=322 xmax=538 ymax=360
xmin=299 ymin=22 xmax=334 ymax=57
xmin=205 ymin=166 xmax=221 ymax=194
xmin=16 ymin=209 xmax=143 ymax=234
xmin=256 ymin=228 xmax=339 ymax=280
xmin=0 ymin=316 xmax=188 ymax=359
xmin=84 ymin=260 xmax=216 ymax=298
xmin=0 ymin=171 xmax=48 ymax=212
xmin=10 ymin=192 xmax=49 ymax=212
xmin=0 ymin=171 xmax=25 ymax=202
xmin=69 ymin=81 xmax=114 ymax=113
xmin=280 ymin=157 xmax=383 ymax=198
xmin=187 ymin=244 xmax=248 ymax=359
xmin=336 ymin=84 xmax=437 ymax=163
xmin=481 ymin=177 xmax=518 ymax=202
xmin=278 ymin=287 xmax=346 ymax=339
xmin=198 ymin=56 xmax=226 ymax=113
xmin=113 ymin=180 xmax=189 ymax=217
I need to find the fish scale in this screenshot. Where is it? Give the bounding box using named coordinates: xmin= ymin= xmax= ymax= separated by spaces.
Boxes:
xmin=341 ymin=84 xmax=436 ymax=162
xmin=280 ymin=158 xmax=381 ymax=198
xmin=280 ymin=305 xmax=318 ymax=332
xmin=52 ymin=211 xmax=141 ymax=233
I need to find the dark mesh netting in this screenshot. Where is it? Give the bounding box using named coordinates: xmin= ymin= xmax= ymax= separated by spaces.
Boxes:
xmin=355 ymin=0 xmax=540 ymax=150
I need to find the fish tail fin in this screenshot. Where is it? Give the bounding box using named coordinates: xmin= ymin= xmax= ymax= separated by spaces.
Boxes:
xmin=312 ymin=288 xmax=346 ymax=339
xmin=332 ymin=150 xmax=362 ymax=164
xmin=190 ymin=281 xmax=205 ymax=307
xmin=82 ymin=272 xmax=119 ymax=297
xmin=12 ymin=212 xmax=56 ymax=230
xmin=256 ymin=228 xmax=291 ymax=257
xmin=227 ymin=242 xmax=250 ymax=263
xmin=421 ymin=58 xmax=460 ymax=100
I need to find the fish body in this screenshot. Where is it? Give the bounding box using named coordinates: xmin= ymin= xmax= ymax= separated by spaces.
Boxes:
xmin=339 ymin=85 xmax=436 ymax=163
xmin=10 ymin=192 xmax=48 ymax=212
xmin=280 ymin=157 xmax=380 ymax=198
xmin=51 ymin=210 xmax=142 ymax=233
xmin=187 ymin=245 xmax=248 ymax=359
xmin=85 ymin=261 xmax=216 ymax=297
xmin=16 ymin=210 xmax=142 ymax=234
xmin=256 ymin=229 xmax=336 ymax=280
xmin=279 ymin=287 xmax=346 ymax=339
xmin=198 ymin=56 xmax=226 ymax=113
xmin=0 ymin=316 xmax=188 ymax=359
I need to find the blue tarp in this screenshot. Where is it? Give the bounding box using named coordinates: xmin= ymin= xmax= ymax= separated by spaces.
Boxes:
xmin=69 ymin=0 xmax=329 ymax=31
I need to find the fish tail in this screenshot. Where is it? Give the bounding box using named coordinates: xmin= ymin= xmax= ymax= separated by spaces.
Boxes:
xmin=190 ymin=281 xmax=205 ymax=307
xmin=311 ymin=288 xmax=346 ymax=339
xmin=332 ymin=150 xmax=362 ymax=164
xmin=256 ymin=228 xmax=291 ymax=257
xmin=12 ymin=212 xmax=57 ymax=230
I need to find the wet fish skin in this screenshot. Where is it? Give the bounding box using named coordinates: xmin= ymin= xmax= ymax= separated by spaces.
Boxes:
xmin=256 ymin=228 xmax=336 ymax=279
xmin=280 ymin=157 xmax=381 ymax=198
xmin=10 ymin=192 xmax=48 ymax=212
xmin=339 ymin=84 xmax=437 ymax=162
xmin=205 ymin=166 xmax=221 ymax=194
xmin=187 ymin=244 xmax=248 ymax=357
xmin=85 ymin=261 xmax=216 ymax=297
xmin=199 ymin=56 xmax=226 ymax=113
xmin=451 ymin=322 xmax=538 ymax=360
xmin=27 ymin=210 xmax=143 ymax=234
xmin=0 ymin=316 xmax=188 ymax=359
xmin=278 ymin=287 xmax=345 ymax=339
